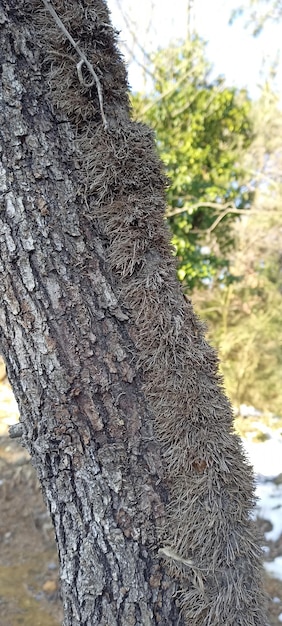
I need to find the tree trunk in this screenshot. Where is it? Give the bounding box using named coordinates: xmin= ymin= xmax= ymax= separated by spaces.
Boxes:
xmin=0 ymin=1 xmax=267 ymax=625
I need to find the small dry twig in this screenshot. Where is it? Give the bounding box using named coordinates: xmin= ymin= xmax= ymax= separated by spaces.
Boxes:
xmin=158 ymin=546 xmax=205 ymax=592
xmin=42 ymin=0 xmax=108 ymax=129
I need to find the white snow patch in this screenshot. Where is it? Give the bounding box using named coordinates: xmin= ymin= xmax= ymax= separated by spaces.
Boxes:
xmin=264 ymin=557 xmax=282 ymax=581
xmin=239 ymin=404 xmax=262 ymax=417
xmin=244 ymin=437 xmax=282 ymax=478
xmin=256 ymin=482 xmax=282 ymax=542
xmin=242 ymin=427 xmax=282 ymax=582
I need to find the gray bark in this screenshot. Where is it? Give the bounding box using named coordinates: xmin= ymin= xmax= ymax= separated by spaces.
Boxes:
xmin=0 ymin=1 xmax=267 ymax=625
xmin=0 ymin=2 xmax=182 ymax=624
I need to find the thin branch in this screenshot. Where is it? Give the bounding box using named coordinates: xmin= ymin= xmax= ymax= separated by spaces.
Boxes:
xmin=245 ymin=168 xmax=282 ymax=190
xmin=166 ymin=200 xmax=268 ymax=238
xmin=166 ymin=201 xmax=236 ymax=218
xmin=114 ymin=0 xmax=156 ymax=84
xmin=119 ymin=38 xmax=156 ymax=82
xmin=202 ymin=208 xmax=252 ymax=235
xmin=190 ymin=208 xmax=263 ymax=238
xmin=139 ymin=67 xmax=198 ymax=115
xmin=137 ymin=55 xmax=221 ymax=115
xmin=115 ymin=0 xmax=153 ymax=66
xmin=9 ymin=423 xmax=24 ymax=439
xmin=42 ymin=0 xmax=108 ymax=129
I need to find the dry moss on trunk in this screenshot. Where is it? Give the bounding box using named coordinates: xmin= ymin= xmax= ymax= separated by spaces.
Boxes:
xmin=23 ymin=1 xmax=267 ymax=623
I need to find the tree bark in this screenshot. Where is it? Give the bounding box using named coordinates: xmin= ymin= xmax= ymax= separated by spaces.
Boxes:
xmin=0 ymin=1 xmax=267 ymax=625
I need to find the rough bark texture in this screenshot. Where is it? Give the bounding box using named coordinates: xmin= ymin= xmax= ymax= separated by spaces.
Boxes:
xmin=0 ymin=1 xmax=267 ymax=625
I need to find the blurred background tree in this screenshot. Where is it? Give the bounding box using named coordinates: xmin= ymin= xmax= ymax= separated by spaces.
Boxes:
xmin=230 ymin=0 xmax=282 ymax=34
xmin=187 ymin=84 xmax=282 ymax=414
xmin=128 ymin=11 xmax=282 ymax=415
xmin=132 ymin=37 xmax=254 ymax=289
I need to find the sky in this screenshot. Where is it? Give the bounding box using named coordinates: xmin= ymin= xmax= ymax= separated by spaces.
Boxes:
xmin=107 ymin=0 xmax=282 ymax=99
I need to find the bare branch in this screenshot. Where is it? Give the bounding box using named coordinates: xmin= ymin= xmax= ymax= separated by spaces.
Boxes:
xmin=137 ymin=67 xmax=199 ymax=115
xmin=166 ymin=201 xmax=271 ymax=239
xmin=115 ymin=0 xmax=155 ymax=82
xmin=201 ymin=207 xmax=251 ymax=235
xmin=166 ymin=201 xmax=237 ymax=218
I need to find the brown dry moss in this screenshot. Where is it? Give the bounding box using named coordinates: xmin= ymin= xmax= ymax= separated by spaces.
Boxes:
xmin=30 ymin=1 xmax=267 ymax=623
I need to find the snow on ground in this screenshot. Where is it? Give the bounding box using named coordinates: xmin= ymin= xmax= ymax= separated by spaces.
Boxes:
xmin=256 ymin=481 xmax=282 ymax=543
xmin=244 ymin=437 xmax=282 ymax=479
xmin=242 ymin=418 xmax=282 ymax=582
xmin=265 ymin=557 xmax=282 ymax=581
